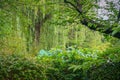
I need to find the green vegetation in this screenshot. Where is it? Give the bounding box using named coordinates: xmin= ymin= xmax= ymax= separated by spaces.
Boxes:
xmin=0 ymin=0 xmax=120 ymax=80
xmin=0 ymin=54 xmax=46 ymax=80
xmin=0 ymin=48 xmax=120 ymax=80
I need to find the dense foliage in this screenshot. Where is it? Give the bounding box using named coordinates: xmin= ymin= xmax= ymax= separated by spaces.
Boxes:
xmin=0 ymin=0 xmax=120 ymax=80
xmin=0 ymin=54 xmax=46 ymax=80
xmin=0 ymin=47 xmax=120 ymax=80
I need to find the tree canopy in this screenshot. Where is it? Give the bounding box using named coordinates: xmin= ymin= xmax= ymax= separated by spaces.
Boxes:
xmin=64 ymin=0 xmax=120 ymax=39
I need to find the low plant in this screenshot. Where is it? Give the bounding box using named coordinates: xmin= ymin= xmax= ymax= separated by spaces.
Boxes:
xmin=0 ymin=53 xmax=46 ymax=80
xmin=0 ymin=47 xmax=120 ymax=80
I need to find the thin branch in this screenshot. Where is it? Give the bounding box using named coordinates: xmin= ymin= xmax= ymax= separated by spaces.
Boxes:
xmin=64 ymin=0 xmax=82 ymax=14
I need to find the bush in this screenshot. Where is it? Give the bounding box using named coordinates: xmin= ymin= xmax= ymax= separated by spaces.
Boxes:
xmin=88 ymin=62 xmax=120 ymax=80
xmin=37 ymin=48 xmax=120 ymax=80
xmin=0 ymin=47 xmax=120 ymax=80
xmin=0 ymin=53 xmax=46 ymax=80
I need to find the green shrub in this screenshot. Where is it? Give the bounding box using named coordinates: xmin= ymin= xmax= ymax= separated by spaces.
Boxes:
xmin=37 ymin=47 xmax=120 ymax=80
xmin=98 ymin=47 xmax=120 ymax=62
xmin=0 ymin=47 xmax=120 ymax=80
xmin=88 ymin=62 xmax=120 ymax=80
xmin=0 ymin=53 xmax=46 ymax=80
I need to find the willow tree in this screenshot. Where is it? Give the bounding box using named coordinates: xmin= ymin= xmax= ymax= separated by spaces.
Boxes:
xmin=0 ymin=0 xmax=52 ymax=52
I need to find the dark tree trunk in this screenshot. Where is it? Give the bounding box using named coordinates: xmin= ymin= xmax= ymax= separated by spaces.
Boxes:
xmin=34 ymin=8 xmax=51 ymax=45
xmin=35 ymin=21 xmax=41 ymax=44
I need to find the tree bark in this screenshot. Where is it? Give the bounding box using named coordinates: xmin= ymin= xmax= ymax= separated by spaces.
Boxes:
xmin=35 ymin=8 xmax=51 ymax=45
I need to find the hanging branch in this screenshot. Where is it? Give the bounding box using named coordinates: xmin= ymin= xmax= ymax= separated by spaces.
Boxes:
xmin=64 ymin=0 xmax=120 ymax=39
